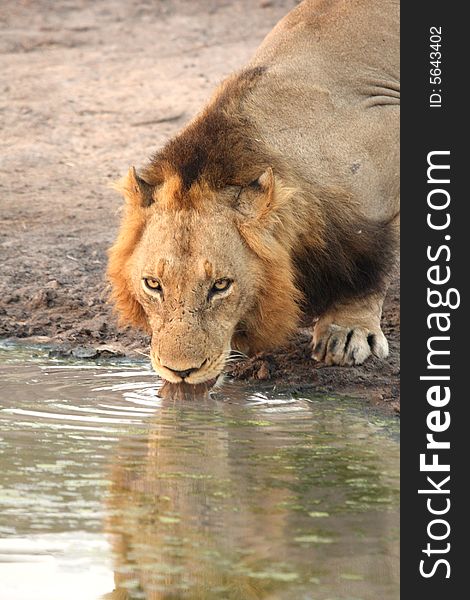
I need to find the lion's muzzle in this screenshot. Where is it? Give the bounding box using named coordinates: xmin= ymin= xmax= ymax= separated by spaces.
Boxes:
xmin=151 ymin=347 xmax=228 ymax=386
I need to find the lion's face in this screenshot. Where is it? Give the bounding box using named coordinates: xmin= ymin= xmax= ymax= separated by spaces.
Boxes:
xmin=130 ymin=206 xmax=259 ymax=384
xmin=108 ymin=167 xmax=302 ymax=386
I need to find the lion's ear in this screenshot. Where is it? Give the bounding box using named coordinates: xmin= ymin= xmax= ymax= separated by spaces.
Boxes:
xmin=234 ymin=167 xmax=274 ymax=219
xmin=114 ymin=166 xmax=155 ymax=208
xmin=236 ymin=167 xmax=291 ymax=229
xmin=249 ymin=167 xmax=275 ymax=214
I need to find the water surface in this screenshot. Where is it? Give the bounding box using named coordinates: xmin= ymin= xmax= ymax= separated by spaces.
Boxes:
xmin=0 ymin=346 xmax=399 ymax=599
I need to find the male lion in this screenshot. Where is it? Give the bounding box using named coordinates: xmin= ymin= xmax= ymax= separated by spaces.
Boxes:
xmin=108 ymin=0 xmax=399 ymax=385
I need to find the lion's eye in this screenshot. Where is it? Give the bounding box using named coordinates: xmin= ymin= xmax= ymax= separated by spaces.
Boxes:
xmin=210 ymin=278 xmax=232 ymax=297
xmin=143 ymin=278 xmax=163 ymax=293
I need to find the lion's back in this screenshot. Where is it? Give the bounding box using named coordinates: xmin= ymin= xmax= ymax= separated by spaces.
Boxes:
xmin=244 ymin=0 xmax=400 ymax=220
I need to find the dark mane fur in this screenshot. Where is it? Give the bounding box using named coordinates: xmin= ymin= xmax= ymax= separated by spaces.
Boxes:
xmin=293 ymin=208 xmax=397 ymax=318
xmin=142 ymin=66 xmax=272 ymax=191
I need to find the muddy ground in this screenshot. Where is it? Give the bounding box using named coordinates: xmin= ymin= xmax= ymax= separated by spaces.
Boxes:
xmin=0 ymin=0 xmax=399 ymax=412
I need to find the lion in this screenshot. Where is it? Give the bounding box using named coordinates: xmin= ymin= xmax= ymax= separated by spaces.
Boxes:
xmin=107 ymin=0 xmax=399 ymax=385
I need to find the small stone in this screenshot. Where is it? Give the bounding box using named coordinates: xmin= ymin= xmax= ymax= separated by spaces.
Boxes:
xmin=48 ymin=346 xmax=72 ymax=358
xmin=96 ymin=344 xmax=124 ymax=358
xmin=29 ymin=289 xmax=57 ymax=309
xmin=257 ymin=362 xmax=270 ymax=380
xmin=72 ymin=346 xmax=99 ymax=359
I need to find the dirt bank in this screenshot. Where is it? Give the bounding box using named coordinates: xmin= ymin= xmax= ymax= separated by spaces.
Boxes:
xmin=0 ymin=0 xmax=399 ymax=412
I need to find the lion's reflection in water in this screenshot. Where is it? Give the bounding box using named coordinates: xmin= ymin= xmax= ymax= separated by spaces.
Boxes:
xmin=101 ymin=390 xmax=399 ymax=600
xmin=103 ymin=391 xmax=286 ymax=599
xmin=158 ymin=380 xmax=214 ymax=401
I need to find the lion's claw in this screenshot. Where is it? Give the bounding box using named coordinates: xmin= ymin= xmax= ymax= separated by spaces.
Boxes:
xmin=312 ymin=323 xmax=388 ymax=366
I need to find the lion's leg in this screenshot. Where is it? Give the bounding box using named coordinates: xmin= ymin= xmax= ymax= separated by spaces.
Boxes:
xmin=312 ymin=290 xmax=389 ymax=366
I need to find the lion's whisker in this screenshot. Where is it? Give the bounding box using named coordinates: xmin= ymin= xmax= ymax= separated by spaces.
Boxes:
xmin=229 ymin=351 xmax=249 ymax=359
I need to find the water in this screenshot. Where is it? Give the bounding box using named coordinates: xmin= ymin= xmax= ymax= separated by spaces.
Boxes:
xmin=0 ymin=345 xmax=399 ymax=600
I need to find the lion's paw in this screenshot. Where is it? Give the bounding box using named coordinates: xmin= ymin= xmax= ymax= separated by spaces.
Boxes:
xmin=312 ymin=323 xmax=389 ymax=366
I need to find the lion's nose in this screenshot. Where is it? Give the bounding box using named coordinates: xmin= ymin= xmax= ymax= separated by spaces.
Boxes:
xmin=166 ymin=367 xmax=198 ymax=380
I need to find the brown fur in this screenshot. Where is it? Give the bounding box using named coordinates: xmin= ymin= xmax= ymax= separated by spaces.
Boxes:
xmin=141 ymin=67 xmax=272 ymax=193
xmin=107 ymin=174 xmax=151 ymax=332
